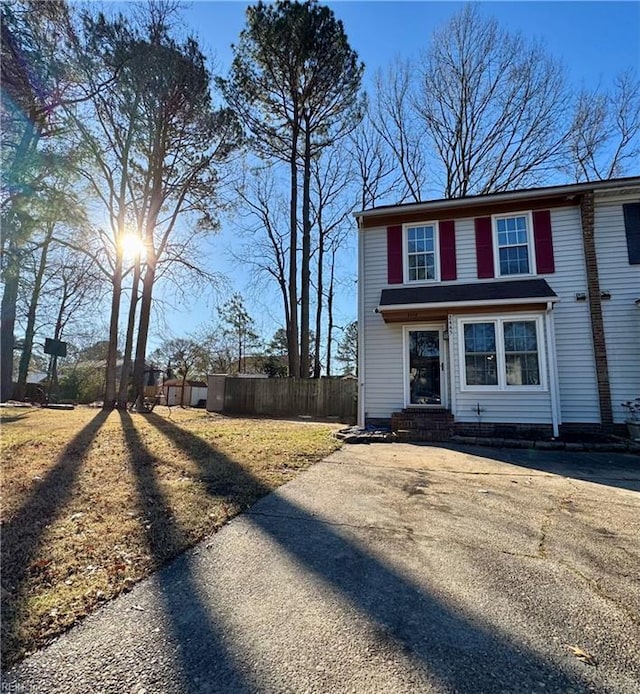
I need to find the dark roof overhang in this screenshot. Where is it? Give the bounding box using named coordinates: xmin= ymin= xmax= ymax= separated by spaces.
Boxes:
xmin=377 ymin=279 xmax=558 ymax=321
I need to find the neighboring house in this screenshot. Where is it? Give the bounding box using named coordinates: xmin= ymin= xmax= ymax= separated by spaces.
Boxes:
xmin=356 ymin=177 xmax=640 ymax=439
xmin=162 ymin=379 xmax=208 ymax=407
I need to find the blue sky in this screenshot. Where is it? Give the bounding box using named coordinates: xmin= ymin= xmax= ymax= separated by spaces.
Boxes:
xmin=151 ymin=1 xmax=640 ymax=349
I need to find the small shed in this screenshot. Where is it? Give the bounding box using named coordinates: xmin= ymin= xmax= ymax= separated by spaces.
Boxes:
xmin=162 ymin=379 xmax=208 ymax=407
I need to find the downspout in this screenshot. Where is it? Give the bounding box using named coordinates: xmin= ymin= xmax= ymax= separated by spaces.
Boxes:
xmin=357 ymin=215 xmax=366 ymax=428
xmin=545 ymin=301 xmax=561 ymax=438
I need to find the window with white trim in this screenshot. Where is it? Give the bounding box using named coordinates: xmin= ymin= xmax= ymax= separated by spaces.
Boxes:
xmin=463 ymin=323 xmax=498 ymax=386
xmin=494 ymin=214 xmax=532 ymax=276
xmin=405 ymin=224 xmax=438 ymax=282
xmin=459 ymin=316 xmax=544 ymax=390
xmin=503 ymin=320 xmax=540 ymax=386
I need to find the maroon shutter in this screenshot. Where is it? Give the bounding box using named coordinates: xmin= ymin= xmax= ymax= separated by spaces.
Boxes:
xmin=474 ymin=217 xmax=494 ymax=278
xmin=387 ymin=225 xmax=403 ymax=284
xmin=532 ymin=210 xmax=555 ymax=274
xmin=439 ymin=220 xmax=457 ymax=280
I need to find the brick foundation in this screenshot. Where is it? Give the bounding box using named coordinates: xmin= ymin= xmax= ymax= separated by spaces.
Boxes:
xmin=453 ymin=422 xmax=553 ymax=439
xmin=391 ymin=409 xmax=454 ymax=442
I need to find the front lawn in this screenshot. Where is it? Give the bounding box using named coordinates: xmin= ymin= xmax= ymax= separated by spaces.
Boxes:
xmin=0 ymin=406 xmax=342 ymax=669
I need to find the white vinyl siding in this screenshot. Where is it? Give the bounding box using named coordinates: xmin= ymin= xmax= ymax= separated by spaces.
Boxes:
xmin=594 ymin=199 xmax=640 ymax=424
xmin=544 ymin=207 xmax=600 ymax=422
xmin=455 ymin=218 xmax=478 ymax=282
xmin=362 ymin=227 xmax=405 ymax=418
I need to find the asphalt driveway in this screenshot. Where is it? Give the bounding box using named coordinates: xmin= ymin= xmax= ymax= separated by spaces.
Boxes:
xmin=6 ymin=444 xmax=640 ymax=693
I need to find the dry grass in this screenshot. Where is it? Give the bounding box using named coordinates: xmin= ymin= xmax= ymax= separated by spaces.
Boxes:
xmin=0 ymin=406 xmax=342 ymax=668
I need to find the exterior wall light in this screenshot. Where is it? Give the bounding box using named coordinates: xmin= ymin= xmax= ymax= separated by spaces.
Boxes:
xmin=575 ymin=292 xmax=587 ymax=301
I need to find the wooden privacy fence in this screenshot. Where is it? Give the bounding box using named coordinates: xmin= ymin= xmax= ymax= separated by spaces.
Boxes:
xmin=208 ymin=376 xmax=357 ymax=422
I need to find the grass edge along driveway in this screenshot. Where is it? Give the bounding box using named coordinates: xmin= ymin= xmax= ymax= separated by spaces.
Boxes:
xmin=0 ymin=406 xmax=342 ymax=669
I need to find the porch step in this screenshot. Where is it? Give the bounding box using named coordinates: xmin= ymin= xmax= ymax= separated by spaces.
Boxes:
xmin=391 ymin=409 xmax=454 ymax=442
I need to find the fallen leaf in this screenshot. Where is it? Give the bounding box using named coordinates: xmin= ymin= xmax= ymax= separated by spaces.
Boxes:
xmin=565 ymin=644 xmax=597 ymax=666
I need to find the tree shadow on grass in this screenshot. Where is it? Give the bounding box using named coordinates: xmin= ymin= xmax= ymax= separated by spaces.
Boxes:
xmin=143 ymin=412 xmax=593 ymax=693
xmin=1 ymin=410 xmax=110 ymax=669
xmin=118 ymin=411 xmax=253 ymax=692
xmin=0 ymin=411 xmax=31 ymax=423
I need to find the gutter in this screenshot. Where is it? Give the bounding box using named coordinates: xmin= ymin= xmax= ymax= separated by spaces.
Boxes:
xmin=545 ymin=301 xmax=561 ymax=438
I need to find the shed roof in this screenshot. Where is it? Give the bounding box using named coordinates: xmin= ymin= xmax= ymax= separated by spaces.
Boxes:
xmin=379 ymin=279 xmax=558 ymax=311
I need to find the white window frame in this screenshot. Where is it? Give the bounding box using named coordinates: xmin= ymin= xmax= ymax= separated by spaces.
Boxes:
xmin=403 ymin=221 xmax=440 ymax=284
xmin=492 ymin=211 xmax=536 ymax=278
xmin=402 ymin=323 xmax=448 ymax=409
xmin=457 ymin=313 xmax=547 ymax=392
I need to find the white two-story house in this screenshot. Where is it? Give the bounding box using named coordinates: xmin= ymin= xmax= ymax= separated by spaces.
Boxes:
xmin=356 ymin=177 xmax=640 ymax=440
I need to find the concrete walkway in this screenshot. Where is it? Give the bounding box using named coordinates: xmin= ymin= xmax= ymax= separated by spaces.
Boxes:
xmin=6 ymin=444 xmax=640 ymax=693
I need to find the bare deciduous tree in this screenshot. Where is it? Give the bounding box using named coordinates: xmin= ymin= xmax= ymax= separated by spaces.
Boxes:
xmin=348 ymin=103 xmax=403 ymax=210
xmin=415 ymin=5 xmax=568 ymax=197
xmin=566 ymin=70 xmax=640 ymax=182
xmin=372 ymin=59 xmax=428 ymax=202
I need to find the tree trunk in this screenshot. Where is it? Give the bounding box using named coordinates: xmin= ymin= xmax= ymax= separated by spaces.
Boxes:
xmin=103 ymin=247 xmax=124 ymax=410
xmin=300 ymin=125 xmax=312 ymax=378
xmin=116 ymin=258 xmax=141 ymax=409
xmin=16 ymin=224 xmax=55 ymax=399
xmin=180 ymin=373 xmax=186 ymax=407
xmin=1 ymin=120 xmax=40 ymax=402
xmin=313 ymin=221 xmax=324 ymax=379
xmin=325 ymin=247 xmax=336 ymax=378
xmin=0 ymin=244 xmax=20 ymax=402
xmin=131 ymin=256 xmax=156 ymax=411
xmin=48 ymin=279 xmax=68 ymax=400
xmin=287 ymin=118 xmax=300 ymax=378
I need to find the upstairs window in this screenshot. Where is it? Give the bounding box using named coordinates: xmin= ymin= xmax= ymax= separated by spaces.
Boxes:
xmin=406 ymin=224 xmax=437 ymax=281
xmin=494 ymin=214 xmax=534 ymax=276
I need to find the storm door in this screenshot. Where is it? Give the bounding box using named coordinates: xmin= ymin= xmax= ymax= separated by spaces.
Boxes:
xmin=405 ymin=327 xmax=445 ymax=407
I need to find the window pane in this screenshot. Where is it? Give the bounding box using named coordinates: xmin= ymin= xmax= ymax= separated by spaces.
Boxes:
xmin=504 ymin=321 xmax=540 ymax=386
xmin=499 ymin=246 xmax=529 ymax=275
xmin=464 ymin=323 xmax=497 ymax=385
xmin=505 ymin=354 xmax=540 ymax=386
xmin=465 ymin=354 xmax=498 ymax=385
xmin=464 ymin=322 xmax=496 ymax=352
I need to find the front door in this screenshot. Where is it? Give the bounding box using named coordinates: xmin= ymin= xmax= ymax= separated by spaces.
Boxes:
xmin=405 ymin=326 xmax=446 ymax=407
